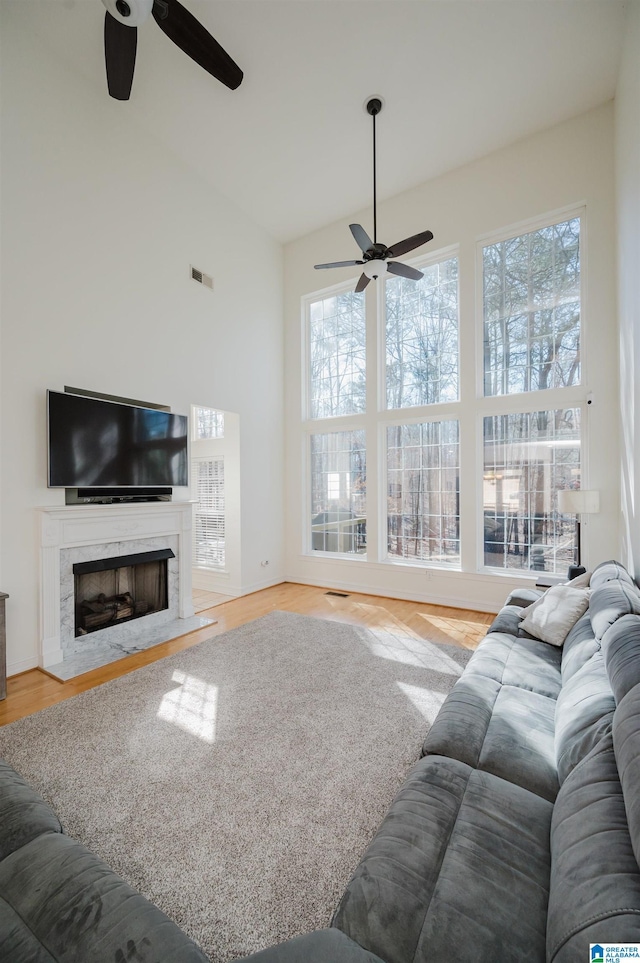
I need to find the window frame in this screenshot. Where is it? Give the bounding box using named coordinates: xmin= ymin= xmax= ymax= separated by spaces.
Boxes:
xmin=475 ymin=203 xmax=587 ymax=403
xmin=305 ymin=425 xmax=369 ymax=559
xmin=302 ymin=277 xmax=368 ymax=423
xmin=381 ymin=243 xmax=461 ymax=414
xmin=298 ymin=207 xmax=591 ymax=581
xmin=475 ymin=402 xmax=586 ymax=576
xmin=382 ymin=413 xmax=462 ymax=570
xmin=475 ymin=204 xmax=589 ymax=576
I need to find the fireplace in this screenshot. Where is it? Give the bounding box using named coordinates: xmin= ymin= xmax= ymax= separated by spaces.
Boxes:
xmin=38 ymin=502 xmax=199 ymax=672
xmin=73 ymin=549 xmax=174 ymax=636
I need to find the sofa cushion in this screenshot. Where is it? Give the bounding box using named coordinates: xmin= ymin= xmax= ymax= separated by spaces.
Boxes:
xmin=333 ymin=755 xmax=553 ymax=963
xmin=613 ymin=683 xmax=640 ymax=868
xmin=520 ymin=584 xmax=591 ymax=647
xmin=0 ymin=760 xmax=61 ymax=861
xmin=590 ymin=559 xmax=636 ymax=590
xmin=560 ymin=611 xmax=598 ymax=683
xmin=547 ymin=734 xmax=640 ymax=962
xmin=554 ymin=651 xmax=615 ymax=784
xmin=423 ymin=678 xmax=558 ymax=801
xmin=602 ymin=614 xmax=640 ymax=705
xmin=0 ymin=832 xmax=210 ymax=963
xmin=589 ymin=578 xmax=640 ymax=642
xmin=0 ymin=895 xmax=58 ymax=963
xmin=463 ymin=631 xmax=562 ymax=700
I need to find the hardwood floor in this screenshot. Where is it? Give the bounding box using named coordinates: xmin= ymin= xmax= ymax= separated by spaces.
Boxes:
xmin=0 ymin=582 xmax=495 ymax=726
xmin=192 ymin=588 xmax=235 ymax=613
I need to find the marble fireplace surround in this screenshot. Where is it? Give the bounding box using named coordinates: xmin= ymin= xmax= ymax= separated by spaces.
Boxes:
xmin=39 ymin=502 xmax=213 ymax=680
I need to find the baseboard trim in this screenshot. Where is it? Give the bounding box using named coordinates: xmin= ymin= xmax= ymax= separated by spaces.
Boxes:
xmin=239 ymin=576 xmax=285 ymax=597
xmin=7 ymin=657 xmax=39 ymax=678
xmin=283 ymin=574 xmax=500 ymax=615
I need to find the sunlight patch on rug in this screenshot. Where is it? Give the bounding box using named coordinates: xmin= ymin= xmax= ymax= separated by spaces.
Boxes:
xmin=157 ymin=670 xmax=219 ymax=743
xmin=396 ymin=681 xmax=448 ymax=721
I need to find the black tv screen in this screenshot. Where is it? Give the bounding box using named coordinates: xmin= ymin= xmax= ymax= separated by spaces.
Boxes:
xmin=47 ymin=391 xmax=189 ymax=488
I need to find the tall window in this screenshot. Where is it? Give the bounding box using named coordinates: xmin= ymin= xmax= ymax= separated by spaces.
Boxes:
xmin=481 ymin=213 xmax=582 ymax=575
xmin=483 ymin=217 xmax=581 ymax=396
xmin=387 ymin=420 xmax=460 ymax=566
xmin=386 ymin=256 xmax=459 ymax=409
xmin=310 ymin=430 xmax=366 ymax=554
xmin=309 ymin=291 xmax=366 ymax=419
xmin=302 ymin=209 xmax=586 ymax=578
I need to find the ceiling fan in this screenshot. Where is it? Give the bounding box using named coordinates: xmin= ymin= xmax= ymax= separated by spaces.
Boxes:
xmin=101 ymin=0 xmax=243 ymax=101
xmin=314 ymin=98 xmax=433 ymax=293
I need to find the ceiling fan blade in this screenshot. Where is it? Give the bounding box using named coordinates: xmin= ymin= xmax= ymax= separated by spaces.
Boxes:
xmin=386 ymin=230 xmax=434 ymax=259
xmin=386 ymin=261 xmax=424 ymax=281
xmin=314 ymin=260 xmax=364 ymax=270
xmin=355 ymin=273 xmax=371 ymax=293
xmin=104 ymin=11 xmax=137 ymax=100
xmin=350 ymin=224 xmax=373 ymax=254
xmin=152 ymin=0 xmax=243 ymax=90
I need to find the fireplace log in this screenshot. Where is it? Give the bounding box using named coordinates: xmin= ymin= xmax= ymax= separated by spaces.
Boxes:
xmin=80 ymin=592 xmax=137 ymax=630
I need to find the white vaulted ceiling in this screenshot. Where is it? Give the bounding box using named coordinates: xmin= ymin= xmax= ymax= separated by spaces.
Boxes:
xmin=9 ymin=0 xmax=628 ymax=242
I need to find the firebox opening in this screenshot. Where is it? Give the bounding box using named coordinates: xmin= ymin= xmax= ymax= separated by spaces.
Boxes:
xmin=73 ymin=549 xmax=174 ymax=637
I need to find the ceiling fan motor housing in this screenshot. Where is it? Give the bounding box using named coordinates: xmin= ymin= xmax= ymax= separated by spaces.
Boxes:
xmin=102 ymin=0 xmax=153 ymax=27
xmin=364 ymin=243 xmax=388 ymax=260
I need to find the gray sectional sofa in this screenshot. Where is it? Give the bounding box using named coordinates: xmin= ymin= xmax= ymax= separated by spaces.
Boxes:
xmin=243 ymin=559 xmax=640 ymax=963
xmin=3 ymin=559 xmax=640 ymax=962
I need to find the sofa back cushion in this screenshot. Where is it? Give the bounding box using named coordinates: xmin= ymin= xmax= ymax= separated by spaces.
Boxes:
xmin=547 ymin=734 xmax=640 ymax=962
xmin=560 ymin=612 xmax=598 ymax=683
xmin=589 ymin=579 xmax=640 ymax=643
xmin=0 ymin=760 xmax=61 ymax=861
xmin=554 ymin=652 xmax=615 ymax=785
xmin=602 ymin=614 xmax=640 ymax=705
xmin=590 ymin=559 xmax=636 ymax=590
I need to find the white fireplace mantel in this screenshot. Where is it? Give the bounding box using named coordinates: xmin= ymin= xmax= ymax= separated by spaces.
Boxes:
xmin=38 ymin=501 xmax=196 ymax=669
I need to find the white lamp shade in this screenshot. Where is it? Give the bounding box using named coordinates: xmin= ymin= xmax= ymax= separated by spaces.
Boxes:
xmin=102 ymin=0 xmax=153 ymax=27
xmin=557 ymin=489 xmax=600 ymax=515
xmin=363 ymin=259 xmax=387 ymax=280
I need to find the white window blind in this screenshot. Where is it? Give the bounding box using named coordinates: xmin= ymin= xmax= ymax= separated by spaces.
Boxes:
xmin=193 ymin=458 xmax=225 ymax=568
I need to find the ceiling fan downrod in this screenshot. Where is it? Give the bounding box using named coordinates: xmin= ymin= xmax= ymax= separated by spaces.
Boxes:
xmin=312 ymin=96 xmax=433 ymax=292
xmin=367 ymin=97 xmax=382 ymax=245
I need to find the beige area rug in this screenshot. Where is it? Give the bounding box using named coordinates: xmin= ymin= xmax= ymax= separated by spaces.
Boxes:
xmin=0 ymin=611 xmax=472 ymax=961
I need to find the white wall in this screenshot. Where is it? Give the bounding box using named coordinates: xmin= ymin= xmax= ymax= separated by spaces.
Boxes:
xmin=0 ymin=7 xmax=284 ymax=675
xmin=284 ymin=104 xmax=620 ymax=613
xmin=616 ymin=0 xmax=640 ymax=578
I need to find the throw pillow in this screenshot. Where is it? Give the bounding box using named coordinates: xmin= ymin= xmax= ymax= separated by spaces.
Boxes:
xmin=520 ymin=583 xmax=591 ymax=647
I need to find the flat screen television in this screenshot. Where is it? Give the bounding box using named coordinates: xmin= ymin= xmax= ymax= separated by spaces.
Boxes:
xmin=47 ymin=390 xmax=189 ymax=489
